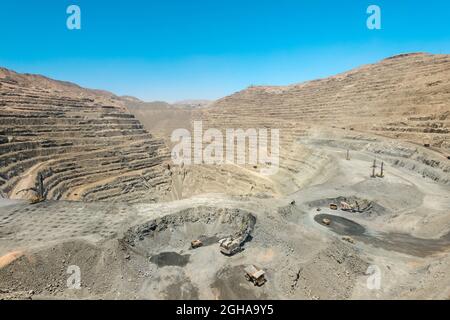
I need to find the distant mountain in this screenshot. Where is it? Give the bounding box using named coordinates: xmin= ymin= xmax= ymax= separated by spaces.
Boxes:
xmin=173 ymin=99 xmax=213 ymax=109
xmin=120 ymin=97 xmax=173 ymax=110
xmin=121 ymin=97 xmax=193 ymax=143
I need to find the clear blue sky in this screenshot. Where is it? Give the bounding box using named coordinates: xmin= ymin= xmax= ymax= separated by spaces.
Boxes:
xmin=0 ymin=0 xmax=449 ymax=102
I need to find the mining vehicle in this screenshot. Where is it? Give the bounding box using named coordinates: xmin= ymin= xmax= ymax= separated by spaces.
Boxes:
xmin=219 ymin=237 xmax=242 ymax=255
xmin=191 ymin=240 xmax=203 ymax=249
xmin=244 ymin=265 xmax=267 ymax=286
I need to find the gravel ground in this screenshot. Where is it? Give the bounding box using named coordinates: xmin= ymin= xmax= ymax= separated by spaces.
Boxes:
xmin=1 ymin=134 xmax=449 ymax=300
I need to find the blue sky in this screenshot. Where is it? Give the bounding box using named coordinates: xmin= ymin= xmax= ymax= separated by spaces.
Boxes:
xmin=0 ymin=0 xmax=449 ymax=102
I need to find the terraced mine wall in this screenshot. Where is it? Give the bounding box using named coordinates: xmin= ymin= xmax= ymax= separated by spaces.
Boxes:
xmin=0 ymin=70 xmax=171 ymax=203
xmin=194 ymin=53 xmax=450 ymax=154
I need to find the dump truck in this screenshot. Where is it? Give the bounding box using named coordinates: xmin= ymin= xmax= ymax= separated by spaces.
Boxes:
xmin=244 ymin=265 xmax=267 ymax=287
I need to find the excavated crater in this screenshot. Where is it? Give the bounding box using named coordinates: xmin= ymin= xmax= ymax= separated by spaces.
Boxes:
xmin=122 ymin=206 xmax=256 ymax=259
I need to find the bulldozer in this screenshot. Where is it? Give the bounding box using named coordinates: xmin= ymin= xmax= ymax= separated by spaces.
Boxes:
xmin=244 ymin=265 xmax=267 ymax=287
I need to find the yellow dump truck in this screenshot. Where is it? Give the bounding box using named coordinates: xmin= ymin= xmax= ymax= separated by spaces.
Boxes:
xmin=244 ymin=265 xmax=267 ymax=287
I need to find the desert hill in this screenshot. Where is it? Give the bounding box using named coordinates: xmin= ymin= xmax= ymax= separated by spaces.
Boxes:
xmin=195 ymin=53 xmax=450 ymax=153
xmin=0 ymin=68 xmax=172 ymax=203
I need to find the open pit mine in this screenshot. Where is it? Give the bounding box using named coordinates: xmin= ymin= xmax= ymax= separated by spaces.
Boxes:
xmin=0 ymin=53 xmax=449 ymax=300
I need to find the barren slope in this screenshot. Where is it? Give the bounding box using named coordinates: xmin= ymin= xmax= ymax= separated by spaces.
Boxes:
xmin=195 ymin=53 xmax=450 ymax=153
xmin=0 ymin=69 xmax=172 ymax=203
